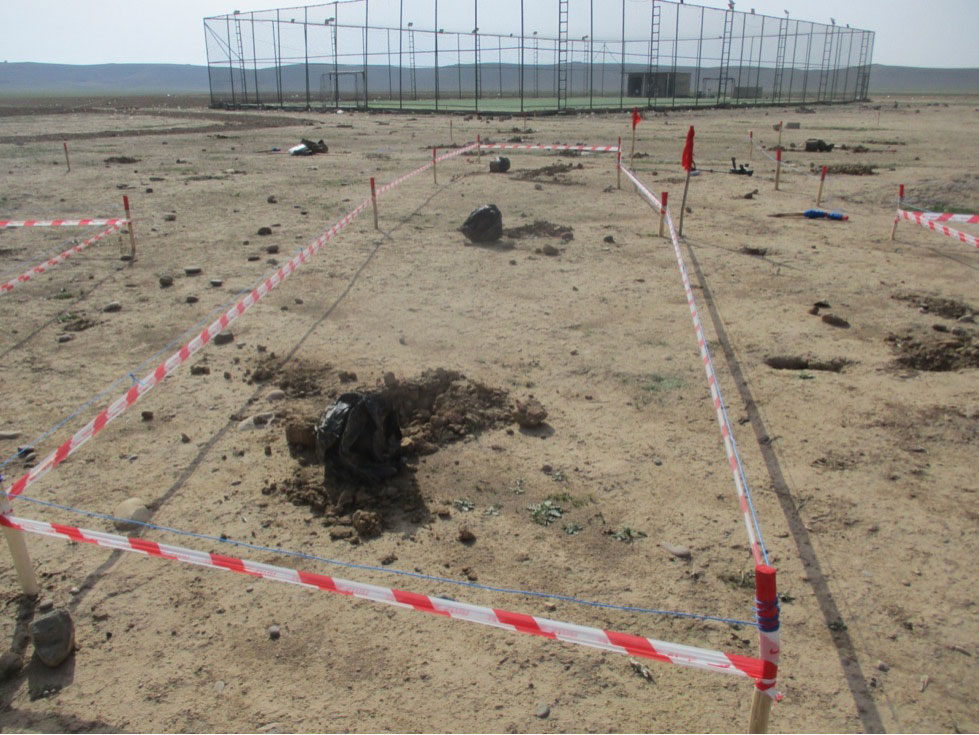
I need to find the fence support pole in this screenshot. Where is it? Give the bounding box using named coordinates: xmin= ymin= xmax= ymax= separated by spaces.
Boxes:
xmin=748 ymin=564 xmax=779 ymax=734
xmin=659 ymin=191 xmax=668 ymax=237
xmin=816 ymin=165 xmax=827 ymax=205
xmin=477 ymin=134 xmax=481 ymax=158
xmin=370 ymin=177 xmax=379 ymax=229
xmin=616 ymin=136 xmax=622 ymax=189
xmin=749 ymin=130 xmax=753 ymax=161
xmin=123 ymin=195 xmax=137 ymax=261
xmin=63 ymin=141 xmax=71 ymax=173
xmin=433 ymin=147 xmax=438 ymax=185
xmin=1 ymin=495 xmax=39 ymax=597
xmin=890 ymin=184 xmax=904 ymax=240
xmin=678 ymin=170 xmax=692 ymax=237
xmin=774 ymin=149 xmax=782 ymax=191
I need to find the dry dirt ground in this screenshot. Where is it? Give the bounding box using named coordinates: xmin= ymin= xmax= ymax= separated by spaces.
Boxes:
xmin=0 ymin=94 xmax=976 ymax=733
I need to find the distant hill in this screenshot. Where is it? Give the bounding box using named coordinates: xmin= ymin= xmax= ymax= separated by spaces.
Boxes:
xmin=0 ymin=61 xmax=975 ymax=97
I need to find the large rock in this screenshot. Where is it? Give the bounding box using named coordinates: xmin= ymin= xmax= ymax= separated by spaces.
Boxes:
xmin=30 ymin=609 xmax=75 ymax=668
xmin=113 ymin=497 xmax=151 ymax=531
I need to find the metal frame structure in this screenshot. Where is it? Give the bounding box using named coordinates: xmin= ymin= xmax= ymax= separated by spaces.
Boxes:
xmin=204 ymin=0 xmax=874 ymax=112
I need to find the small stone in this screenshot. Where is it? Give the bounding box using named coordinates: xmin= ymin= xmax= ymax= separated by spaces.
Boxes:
xmin=159 ymin=275 xmax=174 ymax=288
xmin=69 ymin=587 xmax=80 ymax=595
xmin=190 ymin=364 xmax=210 ymax=376
xmin=534 ymin=183 xmax=543 ymax=191
xmin=338 ymin=370 xmax=357 ymax=383
xmin=352 ymin=510 xmax=382 ymax=537
xmin=163 ymin=213 xmax=177 ymax=222
xmin=604 ymin=235 xmax=615 ymax=243
xmin=0 ymin=430 xmax=22 ymax=440
xmin=285 ymin=421 xmax=316 ymax=448
xmin=821 ymin=314 xmax=850 ymax=329
xmin=145 ymin=187 xmax=153 ymax=193
xmin=294 ymin=298 xmax=304 ymax=305
xmin=458 ymin=525 xmax=476 ymax=544
xmin=247 ymin=255 xmax=260 ymax=262
xmin=38 ymin=599 xmax=54 ymax=612
xmin=877 ymin=660 xmax=890 ymax=672
xmin=141 ymin=410 xmax=154 ymax=421
xmin=267 ymin=195 xmax=278 ymax=204
xmin=210 ymin=278 xmax=224 ymax=288
xmin=257 ymin=226 xmax=273 ymax=236
xmin=0 ymin=651 xmax=22 ymax=681
xmin=535 ymin=704 xmax=550 ymax=719
xmin=180 ymin=433 xmax=191 ymax=444
xmin=380 ymin=553 xmax=397 ymax=565
xmin=184 ymin=266 xmax=202 ymax=276
xmin=113 ymin=497 xmax=151 ymax=530
xmin=214 ymin=680 xmax=226 ymax=693
xmin=102 ymin=301 xmax=122 ymax=313
xmin=266 ymin=390 xmax=286 ymax=401
xmin=186 ymin=295 xmax=199 ymax=304
xmin=267 ymin=625 xmax=281 ymax=640
xmin=513 ymin=397 xmax=547 ymax=428
xmin=57 ymin=334 xmax=74 ymax=343
xmin=542 ymin=243 xmax=560 ymax=256
xmin=660 ymin=542 xmax=691 ymax=559
xmin=237 ymin=417 xmax=258 ymax=431
xmin=213 ymin=331 xmax=234 ymax=346
xmin=265 ymin=244 xmax=279 ymax=254
xmin=30 ymin=609 xmax=75 ymax=668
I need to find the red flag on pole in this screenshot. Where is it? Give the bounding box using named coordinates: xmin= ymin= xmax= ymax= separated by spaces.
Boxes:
xmin=681 ymin=125 xmax=695 ymax=172
xmin=632 ymin=107 xmax=641 ymax=130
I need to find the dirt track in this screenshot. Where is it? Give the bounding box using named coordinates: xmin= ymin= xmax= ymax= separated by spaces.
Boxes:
xmin=0 ymin=95 xmax=977 ymax=733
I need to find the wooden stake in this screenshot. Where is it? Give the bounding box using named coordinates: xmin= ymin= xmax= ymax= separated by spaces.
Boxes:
xmin=774 ymin=149 xmax=782 ymax=191
xmin=659 ymin=191 xmax=668 ymax=237
xmin=477 ymin=134 xmax=481 ymax=158
xmin=748 ymin=130 xmax=753 ymax=161
xmin=370 ymin=177 xmax=379 ymax=229
xmin=63 ymin=141 xmax=71 ymax=173
xmin=776 ymin=120 xmax=783 ymax=151
xmin=816 ymin=165 xmax=827 ymax=205
xmin=122 ymin=195 xmax=137 ymax=261
xmin=1 ymin=494 xmax=39 ymax=597
xmin=748 ymin=689 xmax=773 ymax=734
xmin=678 ymin=170 xmax=692 ymax=237
xmin=629 ymin=125 xmax=637 ymax=170
xmin=433 ymin=147 xmax=437 ymax=185
xmin=890 ymin=184 xmax=904 ymax=240
xmin=449 ymin=118 xmax=453 ymax=143
xmin=616 ymin=136 xmax=622 ymax=189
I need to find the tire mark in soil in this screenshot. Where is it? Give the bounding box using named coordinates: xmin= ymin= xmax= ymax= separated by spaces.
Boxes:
xmin=683 ymin=238 xmax=885 ymax=733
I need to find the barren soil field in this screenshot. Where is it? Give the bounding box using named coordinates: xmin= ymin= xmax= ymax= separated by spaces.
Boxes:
xmin=0 ymin=94 xmax=977 ymax=733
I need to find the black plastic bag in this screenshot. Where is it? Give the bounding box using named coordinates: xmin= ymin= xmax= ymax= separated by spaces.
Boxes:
xmin=315 ymin=392 xmax=404 ymax=485
xmin=460 ymin=204 xmax=503 ymax=243
xmin=489 ymin=156 xmax=511 ymax=173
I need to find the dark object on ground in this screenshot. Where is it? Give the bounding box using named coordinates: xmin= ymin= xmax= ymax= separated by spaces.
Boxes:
xmin=489 ymin=156 xmax=511 ymax=173
xmin=513 ymin=396 xmax=547 ymax=428
xmin=821 ymin=314 xmax=851 ymax=329
xmin=730 ymin=158 xmax=754 ymax=176
xmin=769 ymin=209 xmax=848 ymax=221
xmin=104 ymin=156 xmax=139 ymax=164
xmin=30 ymin=609 xmax=75 ymax=668
xmin=290 ymin=139 xmax=328 ymax=156
xmin=804 ymin=138 xmax=834 ymax=152
xmin=460 ymin=204 xmax=503 ymax=243
xmin=743 ymin=189 xmax=759 ymax=199
xmin=315 ymin=392 xmax=404 ymax=485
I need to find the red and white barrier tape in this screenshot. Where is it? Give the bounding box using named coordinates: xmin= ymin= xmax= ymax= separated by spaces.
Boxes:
xmin=478 ymin=143 xmax=619 ymax=153
xmin=0 ymin=222 xmax=123 ymax=295
xmin=3 ymin=145 xmax=479 ymax=500
xmin=0 ymin=511 xmax=770 ymax=682
xmin=619 ymin=164 xmax=765 ymax=566
xmin=0 ymin=218 xmax=126 ymax=228
xmin=914 ymin=211 xmax=979 ymax=225
xmin=897 ymin=209 xmax=979 ymax=248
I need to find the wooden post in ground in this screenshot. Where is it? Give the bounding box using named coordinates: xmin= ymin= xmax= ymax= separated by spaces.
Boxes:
xmin=450 ymin=118 xmax=453 ymax=143
xmin=678 ymin=171 xmax=692 ymax=237
xmin=774 ymin=149 xmax=782 ymax=191
xmin=630 ymin=125 xmax=637 ymax=170
xmin=890 ymin=184 xmax=904 ymax=240
xmin=816 ymin=165 xmax=827 ymax=205
xmin=433 ymin=147 xmax=437 ymax=185
xmin=659 ymin=191 xmax=668 ymax=237
xmin=63 ymin=141 xmax=71 ymax=173
xmin=370 ymin=177 xmax=379 ymax=229
xmin=776 ymin=120 xmax=783 ymax=151
xmin=748 ymin=130 xmax=753 ymax=161
xmin=122 ymin=195 xmax=137 ymax=261
xmin=616 ymin=136 xmax=622 ymax=189
xmin=748 ymin=564 xmax=780 ymax=734
xmin=1 ymin=494 xmax=39 ymax=597
xmin=477 ymin=134 xmax=481 ymax=158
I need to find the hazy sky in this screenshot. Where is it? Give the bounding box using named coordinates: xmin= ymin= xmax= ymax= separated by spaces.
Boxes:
xmin=1 ymin=0 xmax=976 ymax=68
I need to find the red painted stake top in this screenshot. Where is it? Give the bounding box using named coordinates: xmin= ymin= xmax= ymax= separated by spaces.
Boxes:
xmin=776 ymin=148 xmax=782 ymax=162
xmin=820 ymin=165 xmax=827 ymax=180
xmin=754 ymin=564 xmax=777 ymax=602
xmin=899 ymin=184 xmax=904 ymax=201
xmin=662 ymin=191 xmax=668 ymax=207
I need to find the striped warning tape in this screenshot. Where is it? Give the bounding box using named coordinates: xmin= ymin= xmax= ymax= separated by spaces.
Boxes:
xmin=0 ymin=222 xmax=123 ymax=295
xmin=619 ymin=163 xmax=767 ymax=568
xmin=897 ymin=209 xmax=979 ymax=248
xmin=0 ymin=218 xmax=127 ymax=228
xmin=0 ymin=511 xmax=770 ymax=682
xmin=478 ymin=143 xmax=619 ymax=153
xmin=914 ymin=211 xmax=979 ymax=225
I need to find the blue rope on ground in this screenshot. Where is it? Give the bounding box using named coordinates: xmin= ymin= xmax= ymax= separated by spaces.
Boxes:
xmin=9 ymin=492 xmax=758 ymax=629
